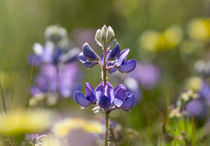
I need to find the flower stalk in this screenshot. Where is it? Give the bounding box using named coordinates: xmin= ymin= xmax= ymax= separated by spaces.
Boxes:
xmin=105 ymin=111 xmax=110 ymax=146
xmin=73 ymin=25 xmax=137 ymax=146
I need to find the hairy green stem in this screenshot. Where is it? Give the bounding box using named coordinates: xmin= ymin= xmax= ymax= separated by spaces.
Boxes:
xmin=102 ymin=46 xmax=110 ymax=146
xmin=105 ymin=111 xmax=110 ymax=146
xmin=103 ymin=47 xmax=107 ymax=86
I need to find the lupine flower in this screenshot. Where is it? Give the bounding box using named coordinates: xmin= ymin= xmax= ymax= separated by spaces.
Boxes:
xmin=129 ymin=63 xmax=160 ymax=89
xmin=31 ymin=63 xmax=81 ymax=99
xmin=78 ymin=42 xmax=136 ymax=73
xmin=28 ymin=25 xmax=80 ymax=66
xmin=29 ymin=25 xmax=82 ymax=104
xmin=74 ymin=81 xmax=136 ymax=111
xmin=73 ymin=25 xmax=137 ymax=146
xmin=29 ymin=41 xmax=80 ymax=66
xmin=186 ymin=99 xmax=206 ymax=117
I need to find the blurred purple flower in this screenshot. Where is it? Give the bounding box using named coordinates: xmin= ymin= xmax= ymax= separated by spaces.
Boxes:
xmin=29 ymin=42 xmax=80 ymax=66
xmin=32 ymin=63 xmax=81 ymax=98
xmin=124 ymin=77 xmax=141 ymax=101
xmin=129 ymin=63 xmax=160 ymax=89
xmin=186 ymin=100 xmax=206 ymax=117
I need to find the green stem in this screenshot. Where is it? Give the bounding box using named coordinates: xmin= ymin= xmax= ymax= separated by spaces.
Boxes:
xmin=26 ymin=56 xmax=34 ymax=108
xmin=0 ymin=81 xmax=6 ymax=113
xmin=102 ymin=46 xmax=109 ymax=146
xmin=105 ymin=111 xmax=110 ymax=146
xmin=103 ymin=47 xmax=107 ymax=86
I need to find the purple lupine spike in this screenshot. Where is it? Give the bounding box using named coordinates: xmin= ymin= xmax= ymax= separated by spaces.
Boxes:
xmin=109 ymin=42 xmax=120 ymax=60
xmin=118 ymin=59 xmax=137 ymax=73
xmin=85 ymin=82 xmax=96 ymax=103
xmin=78 ymin=53 xmax=98 ymax=68
xmin=73 ymin=91 xmax=92 ymax=107
xmin=121 ymin=92 xmax=136 ymax=111
xmin=113 ymin=84 xmax=126 ymax=107
xmin=82 ymin=43 xmax=98 ymax=60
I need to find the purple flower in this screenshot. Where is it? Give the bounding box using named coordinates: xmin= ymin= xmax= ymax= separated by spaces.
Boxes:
xmin=124 ymin=77 xmax=141 ymax=101
xmin=58 ymin=63 xmax=81 ymax=97
xmin=31 ymin=42 xmax=80 ymax=66
xmin=73 ymin=82 xmax=96 ymax=107
xmin=32 ymin=63 xmax=81 ymax=98
xmin=73 ymin=81 xmax=136 ymax=111
xmin=186 ymin=100 xmax=206 ymax=117
xmin=129 ymin=63 xmax=160 ymax=89
xmin=78 ymin=42 xmax=136 ymax=73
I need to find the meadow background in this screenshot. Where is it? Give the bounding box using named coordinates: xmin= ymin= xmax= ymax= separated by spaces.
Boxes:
xmin=0 ymin=0 xmax=210 ymax=145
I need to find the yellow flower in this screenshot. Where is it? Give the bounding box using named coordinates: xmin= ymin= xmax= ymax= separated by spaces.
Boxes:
xmin=0 ymin=109 xmax=52 ymax=135
xmin=140 ymin=26 xmax=183 ymax=52
xmin=53 ymin=118 xmax=104 ymax=137
xmin=185 ymin=76 xmax=202 ymax=92
xmin=188 ymin=18 xmax=210 ymax=42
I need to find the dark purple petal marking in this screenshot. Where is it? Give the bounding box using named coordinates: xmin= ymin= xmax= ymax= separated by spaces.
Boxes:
xmin=98 ymin=95 xmax=111 ymax=110
xmin=118 ymin=59 xmax=136 ymax=73
xmin=109 ymin=42 xmax=120 ymax=59
xmin=82 ymin=43 xmax=97 ymax=60
xmin=73 ymin=91 xmax=91 ymax=107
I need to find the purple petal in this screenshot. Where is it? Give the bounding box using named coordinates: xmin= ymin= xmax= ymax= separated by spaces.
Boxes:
xmin=78 ymin=53 xmax=98 ymax=68
xmin=121 ymin=93 xmax=136 ymax=111
xmin=73 ymin=91 xmax=91 ymax=107
xmin=114 ymin=84 xmax=126 ymax=107
xmin=115 ymin=49 xmax=130 ymax=67
xmin=85 ymin=82 xmax=96 ymax=103
xmin=118 ymin=59 xmax=136 ymax=73
xmin=58 ymin=63 xmax=80 ymax=97
xmin=98 ymin=95 xmax=111 ymax=110
xmin=186 ymin=100 xmax=205 ymax=117
xmin=109 ymin=42 xmax=120 ymax=59
xmin=95 ymin=81 xmax=114 ymax=103
xmin=82 ymin=43 xmax=97 ymax=60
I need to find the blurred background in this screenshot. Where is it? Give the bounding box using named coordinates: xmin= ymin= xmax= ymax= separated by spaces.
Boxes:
xmin=1 ymin=0 xmax=210 ymax=145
